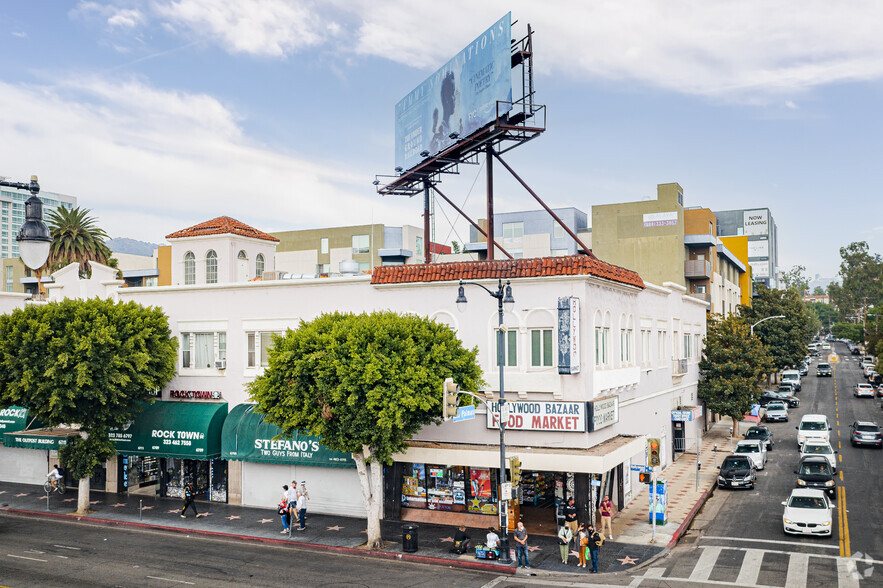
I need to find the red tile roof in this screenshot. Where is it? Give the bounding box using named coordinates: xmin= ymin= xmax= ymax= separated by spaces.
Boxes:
xmin=166 ymin=216 xmax=280 ymax=242
xmin=371 ymin=255 xmax=644 ymax=289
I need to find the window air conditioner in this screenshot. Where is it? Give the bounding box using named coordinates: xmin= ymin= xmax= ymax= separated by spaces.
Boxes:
xmin=215 ymin=360 xmax=227 ymax=370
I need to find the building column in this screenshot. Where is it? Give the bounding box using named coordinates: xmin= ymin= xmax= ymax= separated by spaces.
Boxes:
xmin=105 ymin=457 xmax=119 ymax=493
xmin=227 ymin=460 xmax=242 ymax=505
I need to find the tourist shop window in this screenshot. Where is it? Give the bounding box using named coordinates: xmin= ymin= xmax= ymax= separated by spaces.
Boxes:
xmin=495 ymin=329 xmax=518 ymax=366
xmin=205 ymin=250 xmax=218 ymax=284
xmin=184 ymin=251 xmax=195 ymax=285
xmin=531 ymin=328 xmax=553 ymax=367
xmin=255 ymin=253 xmax=265 ymax=279
xmin=181 ymin=331 xmax=226 ymax=369
xmin=247 ymin=331 xmax=283 ymax=368
xmin=401 ymin=463 xmax=496 ymax=514
xmin=352 ymin=234 xmax=370 ymax=254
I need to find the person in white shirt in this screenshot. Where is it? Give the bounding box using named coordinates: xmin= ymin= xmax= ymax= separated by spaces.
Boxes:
xmin=485 ymin=527 xmax=500 ymax=549
xmin=295 ymin=490 xmax=307 ymax=530
xmin=286 ymin=481 xmax=299 ymax=527
xmin=47 ymin=465 xmax=63 ymax=489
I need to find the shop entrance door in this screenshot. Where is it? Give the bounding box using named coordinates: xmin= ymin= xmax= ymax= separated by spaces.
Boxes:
xmin=518 ymin=471 xmax=568 ymax=536
xmin=672 ymin=421 xmax=686 ymax=454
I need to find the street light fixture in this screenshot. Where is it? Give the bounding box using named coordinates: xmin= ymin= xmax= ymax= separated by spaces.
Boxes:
xmin=750 ymin=314 xmax=785 ymax=337
xmin=2 ymin=175 xmax=51 ymax=271
xmin=455 ymin=278 xmax=514 ymax=564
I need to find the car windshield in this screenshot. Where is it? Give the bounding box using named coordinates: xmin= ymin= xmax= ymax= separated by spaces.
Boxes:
xmin=804 ymin=445 xmax=832 ymax=455
xmin=777 ymin=387 xmax=792 ymax=393
xmin=819 ymin=364 xmax=831 ymax=369
xmin=783 ymin=374 xmax=797 ymax=380
xmin=789 ymin=496 xmax=827 ymax=509
xmin=800 ymin=421 xmax=826 ymax=431
xmin=799 ymin=463 xmax=831 ymax=475
xmin=745 ymin=430 xmax=767 ymax=438
xmin=724 ymin=458 xmax=751 ymax=469
xmin=768 ymin=403 xmax=786 ymax=410
xmin=855 ymin=424 xmax=880 ymax=432
xmin=735 ymin=444 xmax=759 ymax=453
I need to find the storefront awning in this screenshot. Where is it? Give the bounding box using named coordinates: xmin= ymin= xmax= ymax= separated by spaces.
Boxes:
xmin=221 ymin=404 xmax=354 ymax=468
xmin=392 ymin=435 xmax=647 ymax=474
xmin=109 ymin=401 xmax=227 ymax=460
xmin=3 ymin=427 xmax=80 ymax=450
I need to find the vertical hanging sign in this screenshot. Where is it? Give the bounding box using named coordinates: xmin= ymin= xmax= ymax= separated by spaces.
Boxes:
xmin=557 ymin=296 xmax=580 ymax=375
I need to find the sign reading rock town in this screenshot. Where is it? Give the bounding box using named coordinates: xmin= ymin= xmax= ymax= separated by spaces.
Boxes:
xmin=169 ymin=390 xmax=222 ymax=400
xmin=487 ymin=401 xmax=587 ymax=432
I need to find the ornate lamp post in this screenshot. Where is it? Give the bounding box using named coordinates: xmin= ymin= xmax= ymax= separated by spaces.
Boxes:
xmin=2 ymin=175 xmax=51 ymax=295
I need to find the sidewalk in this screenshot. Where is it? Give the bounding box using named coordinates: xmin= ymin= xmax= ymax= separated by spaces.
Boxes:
xmin=611 ymin=418 xmax=734 ymax=548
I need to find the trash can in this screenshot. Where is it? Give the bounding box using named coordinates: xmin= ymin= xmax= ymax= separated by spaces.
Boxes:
xmin=402 ymin=523 xmax=418 ymax=553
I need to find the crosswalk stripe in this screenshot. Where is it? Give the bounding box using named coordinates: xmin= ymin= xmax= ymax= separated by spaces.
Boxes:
xmin=689 ymin=545 xmax=722 ymax=581
xmin=785 ymin=552 xmax=809 ymax=588
xmin=735 ymin=548 xmax=764 ymax=586
xmin=837 ymin=558 xmax=860 ymax=588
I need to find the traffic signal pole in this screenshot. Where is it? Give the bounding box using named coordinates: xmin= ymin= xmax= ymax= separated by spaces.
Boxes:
xmin=651 ymin=467 xmax=658 ymax=543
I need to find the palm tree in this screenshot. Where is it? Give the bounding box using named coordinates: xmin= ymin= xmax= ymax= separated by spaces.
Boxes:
xmin=45 ymin=206 xmax=112 ymax=276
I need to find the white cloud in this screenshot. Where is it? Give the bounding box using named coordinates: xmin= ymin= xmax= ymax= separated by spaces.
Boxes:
xmin=11 ymin=31 xmax=28 ymax=39
xmin=0 ymin=77 xmax=404 ymax=242
xmin=785 ymin=100 xmax=799 ymax=109
xmin=107 ymin=8 xmax=144 ymax=28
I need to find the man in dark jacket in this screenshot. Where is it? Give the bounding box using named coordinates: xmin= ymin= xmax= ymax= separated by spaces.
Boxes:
xmin=180 ymin=482 xmax=204 ymax=518
xmin=564 ymin=498 xmax=578 ymax=534
xmin=587 ymin=524 xmax=602 ymax=572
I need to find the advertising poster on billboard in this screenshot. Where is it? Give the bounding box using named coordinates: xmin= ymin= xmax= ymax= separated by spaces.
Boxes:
xmin=394 ymin=13 xmax=513 ymax=171
xmin=747 ymin=239 xmax=769 ymax=258
xmin=743 ymin=210 xmax=769 ymax=236
xmin=749 ymin=260 xmax=770 ymax=278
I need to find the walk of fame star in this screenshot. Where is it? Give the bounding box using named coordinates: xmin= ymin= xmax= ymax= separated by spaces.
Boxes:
xmin=617 ymin=555 xmax=638 ymax=565
xmin=111 ymin=503 xmax=127 ymax=508
xmin=440 ymin=536 xmax=454 ymax=543
xmin=258 ymin=518 xmax=274 ymax=524
xmin=140 ymin=505 xmax=153 ymax=510
xmin=527 ymin=545 xmax=541 ymax=552
xmin=168 ymin=509 xmax=181 ymax=514
xmin=326 ymin=525 xmax=344 ymax=531
xmin=226 ymin=515 xmax=240 ymax=520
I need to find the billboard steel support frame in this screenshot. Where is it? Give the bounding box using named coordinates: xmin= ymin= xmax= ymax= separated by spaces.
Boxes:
xmin=423 ymin=180 xmax=431 ymax=262
xmin=486 ymin=144 xmax=495 ymax=261
xmin=431 ymin=185 xmax=513 ymax=260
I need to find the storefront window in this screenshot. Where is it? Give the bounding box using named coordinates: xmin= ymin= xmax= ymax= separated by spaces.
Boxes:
xmin=122 ymin=455 xmax=159 ymax=490
xmin=402 ymin=463 xmax=496 ymax=515
xmin=162 ymin=458 xmax=228 ymax=502
xmin=468 ymin=467 xmax=498 ymax=515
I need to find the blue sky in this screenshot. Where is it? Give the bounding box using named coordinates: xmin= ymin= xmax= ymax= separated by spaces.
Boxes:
xmin=1 ymin=1 xmax=882 ymax=280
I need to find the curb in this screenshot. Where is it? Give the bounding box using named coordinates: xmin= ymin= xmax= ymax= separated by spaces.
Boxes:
xmin=1 ymin=507 xmax=516 ymax=576
xmin=667 ymin=482 xmax=715 ymax=548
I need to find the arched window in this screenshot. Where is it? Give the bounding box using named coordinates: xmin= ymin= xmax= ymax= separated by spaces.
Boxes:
xmin=255 ymin=253 xmax=265 ymax=279
xmin=206 ymin=250 xmax=218 ymax=284
xmin=237 ymin=250 xmax=248 ymax=282
xmin=184 ymin=252 xmax=195 ymax=285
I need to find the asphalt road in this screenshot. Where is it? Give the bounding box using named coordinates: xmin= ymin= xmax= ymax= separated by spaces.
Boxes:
xmin=0 ymin=513 xmax=498 ymax=588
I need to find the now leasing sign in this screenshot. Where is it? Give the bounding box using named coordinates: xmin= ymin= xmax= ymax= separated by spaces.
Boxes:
xmin=487 ymin=401 xmax=586 ymax=432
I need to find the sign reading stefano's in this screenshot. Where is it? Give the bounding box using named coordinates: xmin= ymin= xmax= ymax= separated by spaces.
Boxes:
xmin=487 ymin=401 xmax=586 ymax=432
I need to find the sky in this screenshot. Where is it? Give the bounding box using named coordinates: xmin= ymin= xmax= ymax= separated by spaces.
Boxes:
xmin=1 ymin=1 xmax=882 ymax=280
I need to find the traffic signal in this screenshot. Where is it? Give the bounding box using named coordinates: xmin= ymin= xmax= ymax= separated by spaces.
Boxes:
xmin=648 ymin=438 xmax=661 ymax=467
xmin=638 ymin=472 xmax=652 ymax=484
xmin=442 ymin=378 xmax=460 ymax=420
xmin=509 ymin=456 xmax=522 ymax=486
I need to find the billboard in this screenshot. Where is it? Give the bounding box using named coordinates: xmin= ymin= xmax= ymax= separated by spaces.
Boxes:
xmin=643 ymin=211 xmax=679 ymax=228
xmin=749 ymin=260 xmax=770 ymax=278
xmin=747 ymin=239 xmax=769 ymax=258
xmin=743 ymin=210 xmax=769 ymax=236
xmin=394 ymin=13 xmax=513 ymax=171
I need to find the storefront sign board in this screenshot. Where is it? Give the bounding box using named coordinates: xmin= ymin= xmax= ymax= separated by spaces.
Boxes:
xmin=487 ymin=400 xmax=586 ymax=432
xmin=557 ymin=296 xmax=581 ymax=375
xmin=586 ymin=395 xmax=619 ymax=432
xmin=0 ymin=406 xmax=29 ymax=441
xmin=169 ymin=390 xmax=222 ymax=400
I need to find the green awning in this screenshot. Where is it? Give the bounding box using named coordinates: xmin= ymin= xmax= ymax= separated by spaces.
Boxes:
xmin=0 ymin=406 xmax=31 ymax=444
xmin=221 ymin=404 xmax=354 ymax=468
xmin=109 ymin=401 xmax=227 ymax=460
xmin=3 ymin=427 xmax=79 ymax=450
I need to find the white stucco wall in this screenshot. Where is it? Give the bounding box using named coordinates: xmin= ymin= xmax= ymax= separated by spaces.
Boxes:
xmin=168 ymin=235 xmax=276 ymax=286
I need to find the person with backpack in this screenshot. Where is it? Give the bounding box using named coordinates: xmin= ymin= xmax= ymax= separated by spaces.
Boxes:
xmin=587 ymin=523 xmax=603 ymax=573
xmin=180 ymin=482 xmax=204 ymax=518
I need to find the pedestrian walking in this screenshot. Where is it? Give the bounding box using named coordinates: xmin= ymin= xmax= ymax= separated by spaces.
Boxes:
xmin=564 ymin=498 xmax=578 ymax=535
xmin=180 ymin=482 xmax=204 ymax=518
xmin=513 ymin=521 xmax=530 ymax=568
xmin=557 ymin=524 xmax=573 ymax=564
xmin=295 ymin=487 xmax=307 ymax=530
xmin=287 ymin=481 xmax=299 ymax=527
xmin=577 ymin=523 xmax=588 ymax=568
xmin=587 ymin=523 xmax=603 ymax=573
xmin=279 ymin=485 xmax=291 ymax=533
xmin=599 ymin=494 xmax=614 ymax=539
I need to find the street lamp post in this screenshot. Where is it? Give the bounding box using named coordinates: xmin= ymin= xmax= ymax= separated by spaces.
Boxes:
xmin=2 ymin=175 xmax=51 ymax=281
xmin=456 ymin=278 xmax=514 ymax=564
xmin=750 ymin=314 xmax=785 ymax=337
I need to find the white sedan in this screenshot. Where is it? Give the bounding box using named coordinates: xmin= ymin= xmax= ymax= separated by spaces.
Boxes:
xmin=734 ymin=439 xmax=767 ymax=470
xmin=799 ymin=440 xmax=837 ymax=473
xmin=855 ymin=383 xmax=875 ymax=398
xmin=782 ymin=489 xmax=834 ymax=536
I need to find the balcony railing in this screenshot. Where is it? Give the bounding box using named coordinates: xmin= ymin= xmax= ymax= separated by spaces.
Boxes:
xmin=684 ymin=259 xmax=712 ymax=279
xmin=687 ymin=292 xmax=711 ymax=303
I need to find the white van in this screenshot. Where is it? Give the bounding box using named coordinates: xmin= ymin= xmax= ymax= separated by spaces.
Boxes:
xmin=781 ymin=369 xmax=802 ymax=392
xmin=797 ymin=414 xmax=831 ymax=448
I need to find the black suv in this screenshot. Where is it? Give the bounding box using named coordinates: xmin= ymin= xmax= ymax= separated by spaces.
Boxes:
xmin=817 ymin=363 xmax=833 ymax=377
xmin=744 ymin=425 xmax=774 ymax=451
xmin=794 ymin=456 xmax=835 ymax=496
xmin=717 ymin=455 xmax=757 ymax=490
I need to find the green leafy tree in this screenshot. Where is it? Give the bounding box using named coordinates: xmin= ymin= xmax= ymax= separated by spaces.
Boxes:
xmin=249 ymin=311 xmax=483 ymax=549
xmin=831 ymin=322 xmax=863 ymax=343
xmin=0 ymin=298 xmax=177 ymax=513
xmin=738 ymin=285 xmax=815 ymax=372
xmin=812 ymin=286 xmax=826 ymax=296
xmin=451 ymin=241 xmax=461 ymax=254
xmin=46 ymin=206 xmax=113 ymax=276
xmin=810 ymin=302 xmax=838 ymax=333
xmin=781 ymin=265 xmax=809 ymax=295
xmin=699 ymin=315 xmax=774 ymax=438
xmin=830 ymin=242 xmax=883 ymax=324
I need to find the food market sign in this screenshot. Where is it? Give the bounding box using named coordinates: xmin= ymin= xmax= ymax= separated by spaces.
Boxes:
xmin=587 ymin=395 xmax=619 ymax=432
xmin=487 ymin=401 xmax=586 ymax=432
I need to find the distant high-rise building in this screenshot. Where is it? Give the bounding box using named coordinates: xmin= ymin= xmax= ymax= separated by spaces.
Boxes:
xmin=0 ymin=182 xmax=76 ymax=260
xmin=713 ymin=208 xmax=779 ymax=290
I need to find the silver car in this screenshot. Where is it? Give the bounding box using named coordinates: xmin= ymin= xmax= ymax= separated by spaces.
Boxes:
xmin=734 ymin=439 xmax=767 ymax=470
xmin=764 ymin=401 xmax=789 ymax=423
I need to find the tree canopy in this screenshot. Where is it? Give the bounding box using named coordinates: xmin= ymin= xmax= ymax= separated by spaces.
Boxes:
xmin=781 ymin=264 xmax=809 ymax=295
xmin=46 ymin=206 xmax=113 ymax=275
xmin=699 ymin=314 xmax=774 ymax=436
xmin=0 ymin=298 xmax=177 ymax=512
xmin=738 ymin=285 xmax=815 ymax=370
xmin=828 ymin=241 xmax=883 ymax=323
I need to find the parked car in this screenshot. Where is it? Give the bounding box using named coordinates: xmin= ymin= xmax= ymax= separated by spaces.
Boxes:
xmin=849 ymin=421 xmax=882 ymax=448
xmin=864 ymin=365 xmax=876 ymax=377
xmin=817 ymin=363 xmax=833 ymax=377
xmin=798 ymin=363 xmax=809 ymax=376
xmin=794 ymin=455 xmax=836 ymax=497
xmin=778 ymin=382 xmax=799 ymax=395
xmin=717 ymin=455 xmax=757 ymax=490
xmin=851 ymin=347 xmax=861 ymax=355
xmin=764 ymin=401 xmax=789 ymax=423
xmin=760 ymin=390 xmax=799 ymax=408
xmin=781 ymin=370 xmax=802 ymax=391
xmin=734 ymin=439 xmax=767 ymax=470
xmin=797 ymin=415 xmax=831 ymax=448
xmin=782 ymin=489 xmax=834 ymax=537
xmin=799 ymin=440 xmax=837 ymax=473
xmin=744 ymin=425 xmax=774 ymax=451
xmin=855 ymin=383 xmax=876 ymax=398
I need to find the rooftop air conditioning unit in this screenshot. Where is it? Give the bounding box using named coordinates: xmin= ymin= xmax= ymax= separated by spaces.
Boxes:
xmin=262 ymin=270 xmax=282 ymax=281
